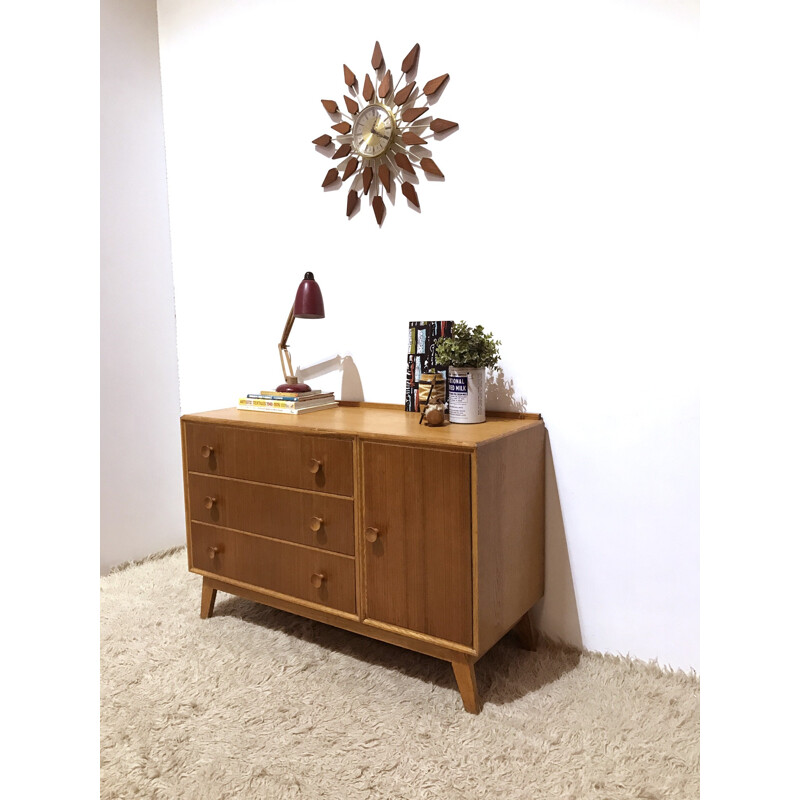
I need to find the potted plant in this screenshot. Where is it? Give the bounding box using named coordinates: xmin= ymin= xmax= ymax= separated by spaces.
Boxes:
xmin=435 ymin=321 xmax=501 ymax=423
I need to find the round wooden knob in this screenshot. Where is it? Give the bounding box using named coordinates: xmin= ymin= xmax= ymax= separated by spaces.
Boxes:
xmin=308 ymin=458 xmax=322 ymax=474
xmin=309 ymin=516 xmax=324 ymax=532
xmin=310 ymin=572 xmax=326 ymax=588
xmin=200 ymin=445 xmax=214 ymax=459
xmin=204 ymin=496 xmax=217 ymax=509
xmin=207 ymin=545 xmax=221 ymax=559
xmin=365 ymin=527 xmax=380 ymax=543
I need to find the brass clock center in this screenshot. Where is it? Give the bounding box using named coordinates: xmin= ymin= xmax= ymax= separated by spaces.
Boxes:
xmin=352 ymin=104 xmax=396 ymax=159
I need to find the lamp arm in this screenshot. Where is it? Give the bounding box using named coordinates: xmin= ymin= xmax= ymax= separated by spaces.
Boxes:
xmin=278 ymin=306 xmax=296 ymax=381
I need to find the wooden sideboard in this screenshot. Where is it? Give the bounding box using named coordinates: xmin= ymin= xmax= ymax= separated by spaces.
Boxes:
xmin=181 ymin=402 xmax=545 ymax=713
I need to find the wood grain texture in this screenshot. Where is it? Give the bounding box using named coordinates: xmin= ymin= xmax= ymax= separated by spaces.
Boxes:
xmin=344 ymin=95 xmax=360 ymax=114
xmin=451 ymin=660 xmax=482 ymax=714
xmin=402 ymin=43 xmax=420 ymax=74
xmin=184 ymin=422 xmax=355 ymax=496
xmin=362 ymin=165 xmax=373 ymax=194
xmin=372 ymin=195 xmax=386 ymax=225
xmin=331 ymin=121 xmax=351 ymax=134
xmin=430 ymin=118 xmax=458 ymax=133
xmin=181 ymin=421 xmax=194 ymax=568
xmin=362 ymin=442 xmax=473 ymax=646
xmin=312 ymin=134 xmax=333 ymax=147
xmin=346 ymin=189 xmax=359 ymax=217
xmin=332 ymin=143 xmax=351 ymax=159
xmin=343 ymin=64 xmax=356 ymax=87
xmin=322 ymin=167 xmax=340 ymax=188
xmin=321 ymin=99 xmax=338 ymax=113
xmin=422 ymin=73 xmax=449 ymax=96
xmin=371 ymin=41 xmax=384 ymax=70
xmin=342 ymin=157 xmax=358 ymax=180
xmin=378 ymin=164 xmax=391 ymax=191
xmin=420 ymin=157 xmax=444 ymax=177
xmin=187 ymin=473 xmax=356 ymax=555
xmin=475 ymin=424 xmax=545 ymax=657
xmin=401 ymin=131 xmax=427 ymax=146
xmin=363 ymin=74 xmax=374 ymax=102
xmin=401 ymin=181 xmax=420 ymax=209
xmin=393 ymin=81 xmax=415 ymax=106
xmin=402 ymin=106 xmax=428 ymax=122
xmin=378 ymin=70 xmax=392 ymax=99
xmin=200 ymin=576 xmax=476 ymax=661
xmin=182 ymin=406 xmax=544 ymax=450
xmin=191 ymin=523 xmax=356 ymax=615
xmin=393 ymin=152 xmax=416 ymax=175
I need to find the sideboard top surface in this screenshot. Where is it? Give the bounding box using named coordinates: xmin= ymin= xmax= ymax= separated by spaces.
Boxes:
xmin=181 ymin=404 xmax=543 ymax=449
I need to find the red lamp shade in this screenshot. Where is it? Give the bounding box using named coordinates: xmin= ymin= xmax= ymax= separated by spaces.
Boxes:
xmin=293 ymin=272 xmax=325 ymax=319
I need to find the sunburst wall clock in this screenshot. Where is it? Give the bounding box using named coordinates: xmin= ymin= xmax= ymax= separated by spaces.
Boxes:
xmin=312 ymin=41 xmax=458 ymax=226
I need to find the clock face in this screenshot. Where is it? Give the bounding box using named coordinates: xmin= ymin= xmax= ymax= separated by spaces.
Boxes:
xmin=352 ymin=104 xmax=396 ymax=159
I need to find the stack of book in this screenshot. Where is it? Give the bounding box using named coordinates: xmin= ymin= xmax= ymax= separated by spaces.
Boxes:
xmin=237 ymin=390 xmax=338 ymax=415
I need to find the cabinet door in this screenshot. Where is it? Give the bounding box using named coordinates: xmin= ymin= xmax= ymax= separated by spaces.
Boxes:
xmin=362 ymin=442 xmax=473 ymax=646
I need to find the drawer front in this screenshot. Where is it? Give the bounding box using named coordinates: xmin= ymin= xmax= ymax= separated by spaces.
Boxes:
xmin=184 ymin=422 xmax=354 ymax=497
xmin=190 ymin=523 xmax=356 ymax=615
xmin=188 ymin=474 xmax=355 ymax=556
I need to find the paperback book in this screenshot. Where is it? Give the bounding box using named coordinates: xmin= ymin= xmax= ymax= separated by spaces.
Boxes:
xmin=237 ymin=396 xmax=338 ymax=414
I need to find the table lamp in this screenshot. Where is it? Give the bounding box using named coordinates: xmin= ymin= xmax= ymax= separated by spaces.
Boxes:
xmin=277 ymin=271 xmax=325 ymax=392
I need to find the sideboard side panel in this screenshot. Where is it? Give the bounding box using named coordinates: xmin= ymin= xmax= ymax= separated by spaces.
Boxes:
xmin=475 ymin=423 xmax=545 ymax=657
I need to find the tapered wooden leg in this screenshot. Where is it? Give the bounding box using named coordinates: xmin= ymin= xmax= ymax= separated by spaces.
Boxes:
xmin=200 ymin=578 xmax=217 ymax=619
xmin=451 ymin=659 xmax=482 ymax=714
xmin=513 ymin=609 xmax=539 ymax=651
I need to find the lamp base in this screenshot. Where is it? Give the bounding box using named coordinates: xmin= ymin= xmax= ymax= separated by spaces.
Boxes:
xmin=276 ymin=382 xmax=313 ymax=393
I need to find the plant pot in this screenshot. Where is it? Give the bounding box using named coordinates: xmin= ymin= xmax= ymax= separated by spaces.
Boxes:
xmin=447 ymin=366 xmax=486 ymax=424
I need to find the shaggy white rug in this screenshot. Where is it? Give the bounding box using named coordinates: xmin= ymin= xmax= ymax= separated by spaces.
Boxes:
xmin=101 ymin=549 xmax=699 ymax=799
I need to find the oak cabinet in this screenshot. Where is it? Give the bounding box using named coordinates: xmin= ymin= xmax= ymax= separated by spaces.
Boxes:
xmin=181 ymin=403 xmax=545 ymax=713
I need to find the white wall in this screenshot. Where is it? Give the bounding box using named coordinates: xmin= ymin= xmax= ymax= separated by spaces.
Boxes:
xmin=101 ymin=0 xmax=185 ymax=574
xmin=157 ymin=0 xmax=700 ymax=670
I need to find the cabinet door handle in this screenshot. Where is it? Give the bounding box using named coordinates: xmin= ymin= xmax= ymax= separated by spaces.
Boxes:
xmin=200 ymin=445 xmax=214 ymax=458
xmin=310 ymin=572 xmax=326 ymax=588
xmin=309 ymin=516 xmax=324 ymax=532
xmin=308 ymin=458 xmax=322 ymax=474
xmin=365 ymin=527 xmax=380 ymax=543
xmin=207 ymin=545 xmax=222 ymax=559
xmin=204 ymin=496 xmax=217 ymax=509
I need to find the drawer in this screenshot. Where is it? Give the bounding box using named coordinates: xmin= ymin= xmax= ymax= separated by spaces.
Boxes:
xmin=188 ymin=474 xmax=355 ymax=556
xmin=190 ymin=523 xmax=356 ymax=615
xmin=184 ymin=422 xmax=354 ymax=497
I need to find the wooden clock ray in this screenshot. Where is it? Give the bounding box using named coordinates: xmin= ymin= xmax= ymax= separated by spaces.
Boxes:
xmin=313 ymin=41 xmax=459 ymax=226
